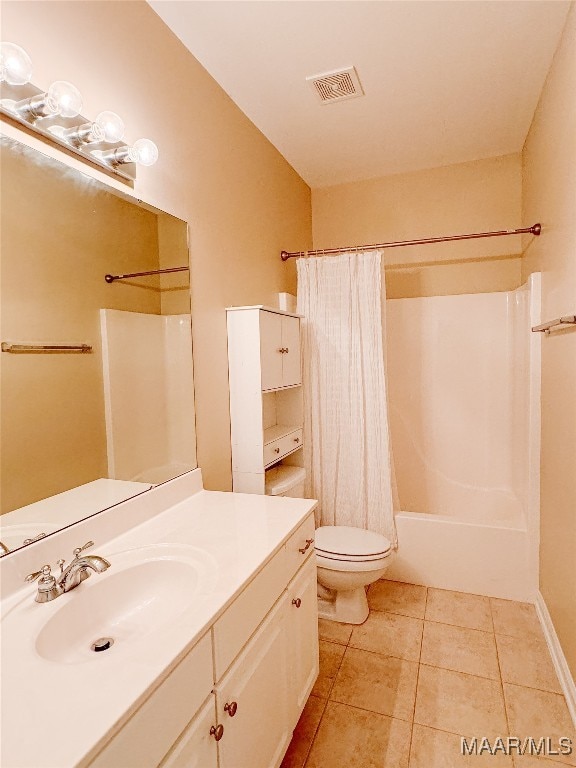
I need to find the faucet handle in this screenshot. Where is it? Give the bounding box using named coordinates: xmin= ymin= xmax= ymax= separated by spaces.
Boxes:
xmin=25 ymin=564 xmax=52 ymax=583
xmin=56 ymin=558 xmax=66 ymax=575
xmin=73 ymin=541 xmax=94 ymax=559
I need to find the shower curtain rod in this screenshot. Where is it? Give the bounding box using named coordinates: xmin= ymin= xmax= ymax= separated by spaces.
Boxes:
xmin=280 ymin=223 xmax=541 ymax=261
xmin=104 ymin=266 xmax=189 ymax=283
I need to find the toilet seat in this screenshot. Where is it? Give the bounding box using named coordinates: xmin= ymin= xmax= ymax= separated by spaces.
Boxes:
xmin=315 ymin=525 xmax=394 ymax=623
xmin=315 ymin=525 xmax=392 ymax=560
xmin=316 ymin=551 xmax=391 ymax=572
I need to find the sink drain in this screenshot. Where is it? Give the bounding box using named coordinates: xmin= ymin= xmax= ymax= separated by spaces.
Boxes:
xmin=91 ymin=637 xmax=114 ymax=653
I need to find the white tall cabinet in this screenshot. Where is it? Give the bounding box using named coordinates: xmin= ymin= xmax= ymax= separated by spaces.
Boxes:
xmin=227 ymin=306 xmax=304 ymax=494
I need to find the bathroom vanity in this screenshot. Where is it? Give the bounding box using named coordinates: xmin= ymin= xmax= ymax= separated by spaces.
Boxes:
xmin=0 ymin=470 xmax=318 ymax=768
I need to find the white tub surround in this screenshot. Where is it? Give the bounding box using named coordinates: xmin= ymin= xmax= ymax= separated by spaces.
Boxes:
xmin=386 ymin=276 xmax=541 ymax=601
xmin=0 ymin=471 xmax=318 ymax=768
xmin=100 ymin=309 xmax=196 ymax=483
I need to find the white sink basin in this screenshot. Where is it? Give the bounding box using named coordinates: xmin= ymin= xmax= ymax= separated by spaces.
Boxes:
xmin=36 ymin=557 xmax=200 ymax=664
xmin=1 ymin=543 xmax=216 ymax=667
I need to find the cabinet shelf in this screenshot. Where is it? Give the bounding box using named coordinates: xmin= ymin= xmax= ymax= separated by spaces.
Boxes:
xmin=263 ymin=424 xmax=301 ymax=444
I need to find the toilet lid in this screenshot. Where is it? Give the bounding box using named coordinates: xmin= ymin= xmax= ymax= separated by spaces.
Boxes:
xmin=315 ymin=526 xmax=392 ymax=559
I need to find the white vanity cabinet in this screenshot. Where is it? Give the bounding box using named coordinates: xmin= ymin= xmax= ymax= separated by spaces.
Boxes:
xmin=287 ymin=558 xmax=320 ymax=721
xmin=214 ymin=597 xmax=291 ymax=768
xmin=160 ymin=696 xmax=218 ymax=768
xmin=86 ymin=513 xmax=318 ymax=768
xmin=227 ymin=306 xmax=304 ymax=495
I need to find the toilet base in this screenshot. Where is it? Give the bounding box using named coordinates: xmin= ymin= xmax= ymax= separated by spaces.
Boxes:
xmin=317 ymin=586 xmax=369 ymax=625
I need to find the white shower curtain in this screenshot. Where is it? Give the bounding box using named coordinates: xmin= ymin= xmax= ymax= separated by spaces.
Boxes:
xmin=297 ymin=251 xmax=397 ymax=546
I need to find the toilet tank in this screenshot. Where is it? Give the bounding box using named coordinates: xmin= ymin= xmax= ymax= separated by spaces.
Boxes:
xmin=265 ymin=466 xmax=306 ymax=498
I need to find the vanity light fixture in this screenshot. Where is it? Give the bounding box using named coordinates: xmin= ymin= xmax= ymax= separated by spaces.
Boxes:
xmin=0 ymin=42 xmax=33 ymax=85
xmin=54 ymin=111 xmax=125 ymax=148
xmin=0 ymin=41 xmax=158 ymax=181
xmin=13 ymin=80 xmax=83 ymax=121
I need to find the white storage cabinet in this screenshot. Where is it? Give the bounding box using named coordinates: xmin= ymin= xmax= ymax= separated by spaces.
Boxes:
xmin=227 ymin=306 xmax=304 ymax=495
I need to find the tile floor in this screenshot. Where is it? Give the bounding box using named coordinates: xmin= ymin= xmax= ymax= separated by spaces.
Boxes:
xmin=281 ymin=580 xmax=576 ymax=768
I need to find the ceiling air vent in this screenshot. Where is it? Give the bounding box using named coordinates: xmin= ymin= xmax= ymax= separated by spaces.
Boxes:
xmin=306 ymin=66 xmax=364 ymax=104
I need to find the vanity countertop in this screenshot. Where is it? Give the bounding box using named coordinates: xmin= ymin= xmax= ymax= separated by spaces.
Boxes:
xmin=0 ymin=481 xmax=316 ymax=768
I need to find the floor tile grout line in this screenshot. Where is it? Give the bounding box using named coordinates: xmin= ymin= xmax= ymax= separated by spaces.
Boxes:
xmin=422 ymin=617 xmax=496 ymax=634
xmin=408 ymin=586 xmax=428 ymax=767
xmin=347 ymin=644 xmax=421 ymax=664
xmin=490 ymin=598 xmax=513 ymax=739
xmin=342 ymin=642 xmax=421 ymax=664
xmin=324 ymin=637 xmax=348 ymax=700
xmin=324 ymin=695 xmax=415 ymax=723
xmin=413 ymin=660 xmax=500 ymax=682
xmin=300 ymin=695 xmax=328 ymax=768
xmin=418 ymin=660 xmax=504 ymax=683
xmin=369 ymin=606 xmax=425 ymax=620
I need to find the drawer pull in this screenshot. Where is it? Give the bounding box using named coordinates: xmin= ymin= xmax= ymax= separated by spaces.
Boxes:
xmin=224 ymin=701 xmax=238 ymax=717
xmin=298 ymin=538 xmax=314 ymax=554
xmin=292 ymin=598 xmax=302 ymax=608
xmin=274 ymin=447 xmax=280 ymax=454
xmin=278 ymin=347 xmax=288 ymax=353
xmin=294 ymin=437 xmax=300 ymax=443
xmin=210 ymin=724 xmax=224 ymax=741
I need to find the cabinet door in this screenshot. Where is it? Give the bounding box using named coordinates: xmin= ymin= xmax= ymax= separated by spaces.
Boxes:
xmin=160 ymin=695 xmax=218 ymax=768
xmin=287 ymin=557 xmax=319 ymax=721
xmin=260 ymin=310 xmax=284 ymax=391
xmin=215 ymin=597 xmax=291 ymax=768
xmin=281 ymin=315 xmax=302 ymax=387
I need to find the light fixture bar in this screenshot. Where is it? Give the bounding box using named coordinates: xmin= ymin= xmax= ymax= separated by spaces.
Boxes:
xmin=0 ymin=80 xmax=137 ymax=182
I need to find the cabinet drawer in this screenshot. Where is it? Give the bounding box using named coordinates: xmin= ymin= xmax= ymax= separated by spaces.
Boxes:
xmin=263 ymin=428 xmax=303 ymax=467
xmin=285 ymin=513 xmax=316 ymax=579
xmin=213 ymin=547 xmax=287 ymax=680
xmin=88 ymin=632 xmax=213 ymax=768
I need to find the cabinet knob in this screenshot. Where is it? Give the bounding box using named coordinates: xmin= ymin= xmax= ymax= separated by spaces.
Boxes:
xmin=210 ymin=724 xmax=224 ymax=741
xmin=298 ymin=538 xmax=314 ymax=554
xmin=277 ymin=347 xmax=288 ymax=353
xmin=292 ymin=598 xmax=302 ymax=608
xmin=294 ymin=437 xmax=300 ymax=443
xmin=274 ymin=447 xmax=280 ymax=454
xmin=224 ymin=701 xmax=238 ymax=717
xmin=284 ymin=347 xmax=289 ymax=353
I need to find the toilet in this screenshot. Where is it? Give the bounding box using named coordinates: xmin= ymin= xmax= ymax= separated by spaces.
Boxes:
xmin=265 ymin=466 xmax=392 ymax=625
xmin=315 ymin=525 xmax=392 ymax=624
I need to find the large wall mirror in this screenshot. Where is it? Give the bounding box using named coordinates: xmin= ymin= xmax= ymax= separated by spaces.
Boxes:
xmin=0 ymin=136 xmax=197 ymax=556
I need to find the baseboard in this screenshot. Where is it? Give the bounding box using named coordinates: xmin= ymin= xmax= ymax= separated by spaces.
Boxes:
xmin=535 ymin=591 xmax=576 ymax=727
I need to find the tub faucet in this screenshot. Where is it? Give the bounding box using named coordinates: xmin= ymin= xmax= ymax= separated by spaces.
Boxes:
xmin=56 ymin=541 xmax=111 ymax=593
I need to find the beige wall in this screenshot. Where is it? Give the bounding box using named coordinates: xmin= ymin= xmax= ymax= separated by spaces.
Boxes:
xmin=521 ymin=4 xmax=576 ymax=678
xmin=1 ymin=142 xmax=161 ymax=512
xmin=2 ymin=1 xmax=312 ymax=491
xmin=313 ymin=154 xmax=523 ymax=298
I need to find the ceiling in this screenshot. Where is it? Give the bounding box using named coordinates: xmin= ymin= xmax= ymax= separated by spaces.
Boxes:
xmin=149 ymin=1 xmax=570 ymax=188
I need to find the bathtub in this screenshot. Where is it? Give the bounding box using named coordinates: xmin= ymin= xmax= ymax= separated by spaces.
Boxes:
xmin=384 ymin=276 xmax=541 ymax=603
xmin=386 ymin=508 xmax=532 ymax=602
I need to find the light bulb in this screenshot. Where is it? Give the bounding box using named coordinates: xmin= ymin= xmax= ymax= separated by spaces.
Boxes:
xmin=47 ymin=80 xmax=82 ymax=118
xmin=0 ymin=42 xmax=32 ymax=85
xmin=133 ymin=138 xmax=158 ymax=166
xmin=95 ymin=111 xmax=125 ymax=143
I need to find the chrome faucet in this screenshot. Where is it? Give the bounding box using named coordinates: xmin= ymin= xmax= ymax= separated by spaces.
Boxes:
xmin=56 ymin=541 xmax=110 ymax=592
xmin=25 ymin=541 xmax=111 ymax=603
